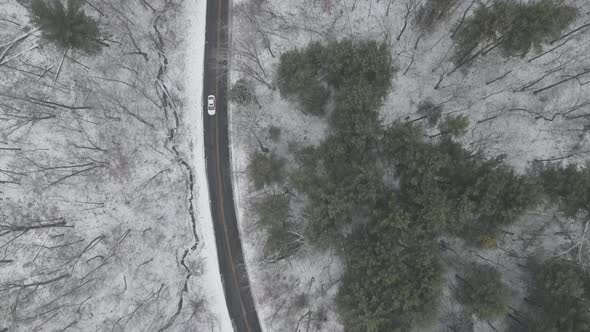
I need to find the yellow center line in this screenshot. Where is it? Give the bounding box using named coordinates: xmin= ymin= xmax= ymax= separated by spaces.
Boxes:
xmin=212 ymin=0 xmax=253 ymax=330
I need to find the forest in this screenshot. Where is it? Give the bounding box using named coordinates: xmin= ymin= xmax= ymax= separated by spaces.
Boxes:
xmin=0 ymin=0 xmax=222 ymax=330
xmin=230 ymin=0 xmax=590 ymax=330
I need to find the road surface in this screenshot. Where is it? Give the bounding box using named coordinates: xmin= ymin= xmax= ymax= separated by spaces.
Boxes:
xmin=202 ymin=0 xmax=262 ymax=331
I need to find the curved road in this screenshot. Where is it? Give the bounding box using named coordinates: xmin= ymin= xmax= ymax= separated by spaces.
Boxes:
xmin=202 ymin=0 xmax=262 ymax=331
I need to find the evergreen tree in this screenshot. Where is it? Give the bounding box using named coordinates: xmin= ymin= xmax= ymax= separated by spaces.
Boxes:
xmin=31 ymin=0 xmax=103 ymax=54
xmin=522 ymin=260 xmax=590 ymax=331
xmin=535 ymin=162 xmax=590 ymax=218
xmin=255 ymin=194 xmax=289 ymax=228
xmin=415 ymin=0 xmax=456 ymax=32
xmin=455 ymin=263 xmax=509 ymax=319
xmin=453 ymin=0 xmax=576 ymax=61
xmin=248 ymin=152 xmax=285 ymax=189
xmin=337 ymin=209 xmax=443 ymax=332
xmin=438 ymin=114 xmax=469 ymax=138
xmin=416 ymin=99 xmax=443 ymax=128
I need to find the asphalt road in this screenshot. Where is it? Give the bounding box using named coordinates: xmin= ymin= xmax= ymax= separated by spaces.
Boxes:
xmin=202 ymin=0 xmax=262 ymax=331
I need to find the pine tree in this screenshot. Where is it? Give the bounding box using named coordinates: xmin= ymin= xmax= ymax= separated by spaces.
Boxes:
xmin=31 ymin=0 xmax=103 ymax=54
xmin=455 ymin=263 xmax=509 ymax=319
xmin=248 ymin=152 xmax=285 ymax=189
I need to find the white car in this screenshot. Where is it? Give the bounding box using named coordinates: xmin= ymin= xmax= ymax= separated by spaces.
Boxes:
xmin=207 ymin=95 xmax=216 ymax=115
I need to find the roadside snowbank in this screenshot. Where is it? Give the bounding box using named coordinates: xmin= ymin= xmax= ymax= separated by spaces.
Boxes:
xmin=183 ymin=0 xmax=233 ymax=330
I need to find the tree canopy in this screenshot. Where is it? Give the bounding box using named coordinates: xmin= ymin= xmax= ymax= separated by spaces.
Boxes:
xmin=415 ymin=0 xmax=457 ymax=32
xmin=453 ymin=0 xmax=576 ymax=61
xmin=254 ymin=193 xmax=301 ymax=260
xmin=382 ymin=125 xmax=542 ymax=242
xmin=521 ymin=260 xmax=590 ymax=331
xmin=337 ymin=208 xmax=443 ymax=332
xmin=455 ymin=263 xmax=509 ymax=319
xmin=276 ymin=39 xmax=543 ymax=331
xmin=31 ymin=0 xmax=103 ymax=54
xmin=535 ymin=162 xmax=590 ymax=218
xmin=276 ymin=39 xmax=392 ymax=117
xmin=248 ymin=152 xmax=285 ymax=190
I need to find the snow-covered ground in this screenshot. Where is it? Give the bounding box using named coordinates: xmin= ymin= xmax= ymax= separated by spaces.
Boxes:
xmin=228 ymin=0 xmax=590 ymax=331
xmin=0 ymin=0 xmax=231 ymax=330
xmin=183 ymin=0 xmax=233 ymax=330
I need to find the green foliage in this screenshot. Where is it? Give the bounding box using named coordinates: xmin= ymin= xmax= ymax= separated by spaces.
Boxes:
xmin=255 ymin=194 xmax=289 ymax=228
xmin=463 ymin=161 xmax=541 ymax=235
xmin=277 ymin=40 xmax=393 ymax=243
xmin=330 ymin=83 xmax=383 ymax=135
xmin=535 ymin=162 xmax=590 ymax=218
xmin=415 ymin=0 xmax=456 ymax=32
xmin=320 ymin=39 xmax=392 ymax=99
xmin=437 ymin=139 xmax=543 ymax=238
xmin=31 ymin=0 xmax=102 ymax=54
xmin=301 ymin=129 xmax=384 ymax=243
xmin=455 ymin=263 xmax=509 ymax=319
xmin=288 ymin=144 xmax=321 ymax=194
xmin=523 ymin=260 xmax=590 ymax=331
xmin=230 ymin=78 xmax=256 ymax=106
xmin=417 ymin=99 xmax=443 ymax=128
xmin=453 ymin=0 xmax=576 ymax=61
xmin=276 ymin=43 xmax=321 ymax=97
xmin=383 ymin=124 xmax=447 ymax=186
xmin=438 ymin=114 xmax=469 ymax=138
xmin=337 ymin=209 xmax=443 ymax=332
xmin=275 ymin=40 xmax=541 ymax=330
xmin=277 ymin=39 xmax=392 ymax=117
xmin=248 ymin=152 xmax=285 ymax=190
xmin=382 ymin=125 xmax=542 ymax=241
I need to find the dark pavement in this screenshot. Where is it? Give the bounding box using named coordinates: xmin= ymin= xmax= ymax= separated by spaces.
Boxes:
xmin=202 ymin=0 xmax=262 ymax=331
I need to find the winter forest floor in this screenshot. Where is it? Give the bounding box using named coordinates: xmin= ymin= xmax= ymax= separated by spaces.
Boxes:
xmin=5 ymin=0 xmax=590 ymax=331
xmin=229 ymin=0 xmax=590 ymax=331
xmin=0 ymin=0 xmax=231 ymax=331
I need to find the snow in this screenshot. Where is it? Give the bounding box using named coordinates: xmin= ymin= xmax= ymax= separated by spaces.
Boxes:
xmin=0 ymin=0 xmax=232 ymax=330
xmin=183 ymin=0 xmax=233 ymax=330
xmin=228 ymin=0 xmax=590 ymax=331
xmin=228 ymin=3 xmax=342 ymax=331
